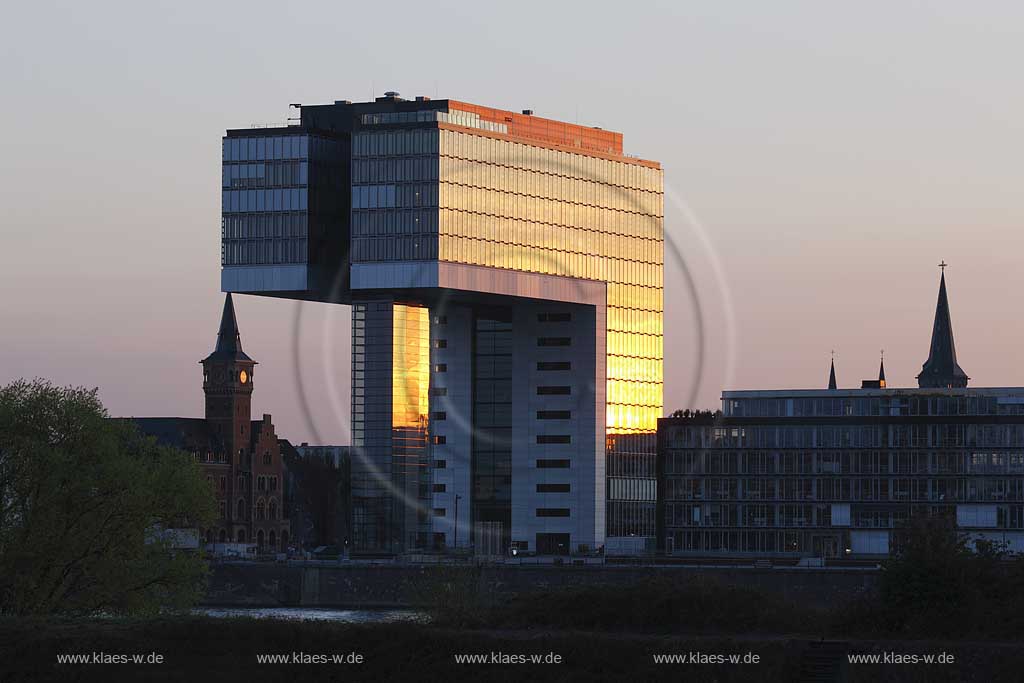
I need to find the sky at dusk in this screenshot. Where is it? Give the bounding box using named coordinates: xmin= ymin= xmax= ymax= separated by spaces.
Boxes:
xmin=2 ymin=1 xmax=1022 ymax=444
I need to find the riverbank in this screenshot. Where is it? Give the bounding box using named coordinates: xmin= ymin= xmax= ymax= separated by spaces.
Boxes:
xmin=203 ymin=561 xmax=877 ymax=609
xmin=2 ymin=616 xmax=1023 ymax=682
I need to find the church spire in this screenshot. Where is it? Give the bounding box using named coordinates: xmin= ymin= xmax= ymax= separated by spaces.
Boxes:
xmin=202 ymin=293 xmax=254 ymax=363
xmin=828 ymin=353 xmax=837 ymax=390
xmin=878 ymin=351 xmax=886 ymax=388
xmin=917 ymin=263 xmax=968 ymax=388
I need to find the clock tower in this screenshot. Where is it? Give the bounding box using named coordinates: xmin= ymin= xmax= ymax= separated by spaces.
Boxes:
xmin=201 ymin=293 xmax=256 ymax=464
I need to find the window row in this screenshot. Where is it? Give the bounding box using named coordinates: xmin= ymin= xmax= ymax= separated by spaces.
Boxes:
xmin=351 ymin=236 xmax=438 ymax=263
xmin=607 ymin=307 xmax=664 ymax=337
xmin=351 ymin=183 xmax=438 ymax=209
xmin=440 ymin=157 xmax=661 ymax=213
xmin=223 ymin=189 xmax=307 ymax=213
xmin=438 ymin=236 xmax=664 ymax=293
xmin=727 ymin=395 xmax=1017 ymax=418
xmin=607 ymin=404 xmax=662 ymax=433
xmin=441 ymin=210 xmax=663 ymax=264
xmin=606 ymin=379 xmax=663 ymax=408
xmin=441 ymin=183 xmax=662 ymax=229
xmin=223 ymin=135 xmax=312 ymax=162
xmin=352 ymin=129 xmax=440 ymax=158
xmin=439 ymin=130 xmax=661 ymax=192
xmin=663 ymin=450 xmax=1024 ymax=476
xmin=607 ymin=331 xmax=664 ymax=361
xmin=353 ymin=156 xmax=439 ymax=184
xmin=222 ymin=213 xmax=308 ymax=240
xmin=222 ymin=238 xmax=307 ymax=266
xmin=609 ymin=477 xmax=658 ymax=502
xmin=352 ymin=210 xmax=439 ymax=236
xmin=222 ymin=161 xmax=307 ymax=188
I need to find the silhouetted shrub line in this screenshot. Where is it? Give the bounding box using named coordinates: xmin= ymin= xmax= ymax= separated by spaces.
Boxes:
xmin=422 ymin=516 xmax=1024 ymax=641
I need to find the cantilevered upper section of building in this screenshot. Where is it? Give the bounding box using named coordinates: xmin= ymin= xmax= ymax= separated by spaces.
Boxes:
xmin=220 ymin=93 xmax=663 ymax=305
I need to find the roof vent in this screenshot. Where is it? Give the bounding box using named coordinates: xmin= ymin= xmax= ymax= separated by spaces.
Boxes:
xmin=415 ymin=96 xmax=431 ymax=102
xmin=384 ymin=90 xmax=400 ymax=98
xmin=522 ymin=109 xmax=534 ymax=115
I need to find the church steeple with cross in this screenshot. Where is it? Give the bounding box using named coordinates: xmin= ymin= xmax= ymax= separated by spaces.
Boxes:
xmin=917 ymin=262 xmax=969 ymax=389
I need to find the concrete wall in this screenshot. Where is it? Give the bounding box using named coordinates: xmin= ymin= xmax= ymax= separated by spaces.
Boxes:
xmin=203 ymin=563 xmax=878 ymax=610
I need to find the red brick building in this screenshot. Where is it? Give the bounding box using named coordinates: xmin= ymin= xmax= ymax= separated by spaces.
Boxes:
xmin=133 ymin=294 xmax=289 ymax=552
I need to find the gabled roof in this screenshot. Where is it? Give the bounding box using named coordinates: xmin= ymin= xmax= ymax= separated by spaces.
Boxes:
xmin=128 ymin=417 xmax=224 ymax=454
xmin=917 ymin=271 xmax=969 ymax=388
xmin=202 ymin=293 xmax=254 ymax=364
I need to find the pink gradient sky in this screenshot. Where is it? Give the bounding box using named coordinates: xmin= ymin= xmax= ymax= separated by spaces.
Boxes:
xmin=2 ymin=2 xmax=1021 ymax=444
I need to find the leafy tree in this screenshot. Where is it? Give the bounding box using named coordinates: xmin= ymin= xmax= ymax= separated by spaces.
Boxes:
xmin=0 ymin=379 xmax=215 ymax=616
xmin=881 ymin=514 xmax=1014 ymax=635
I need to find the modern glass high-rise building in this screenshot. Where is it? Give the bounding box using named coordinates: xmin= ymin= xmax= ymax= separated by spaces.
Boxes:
xmin=222 ymin=93 xmax=663 ymax=554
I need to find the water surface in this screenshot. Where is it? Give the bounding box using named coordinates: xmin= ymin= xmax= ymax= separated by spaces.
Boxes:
xmin=195 ymin=607 xmax=427 ymax=623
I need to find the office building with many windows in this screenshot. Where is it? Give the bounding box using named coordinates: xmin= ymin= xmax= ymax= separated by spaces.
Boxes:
xmin=657 ymin=271 xmax=1024 ymax=559
xmin=221 ymin=94 xmax=664 ymax=554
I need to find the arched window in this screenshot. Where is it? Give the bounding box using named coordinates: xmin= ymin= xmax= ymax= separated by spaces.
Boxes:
xmin=268 ymin=499 xmax=277 ymax=521
xmin=256 ymin=499 xmax=265 ymax=521
xmin=237 ymin=475 xmax=245 ymax=491
xmin=218 ymin=528 xmax=227 ymax=542
xmin=236 ymin=528 xmax=246 ymax=543
xmin=269 ymin=530 xmax=277 ymax=551
xmin=256 ymin=529 xmax=264 ymax=551
xmin=237 ymin=499 xmax=246 ymax=520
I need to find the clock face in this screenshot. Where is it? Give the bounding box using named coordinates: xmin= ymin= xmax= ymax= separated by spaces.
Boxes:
xmin=239 ymin=370 xmax=248 ymax=385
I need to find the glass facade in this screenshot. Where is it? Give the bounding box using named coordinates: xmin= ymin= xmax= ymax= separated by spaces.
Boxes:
xmin=349 ymin=121 xmax=664 ymax=540
xmin=350 ymin=129 xmax=440 ymax=264
xmin=221 ymin=133 xmax=346 ymax=271
xmin=472 ymin=315 xmax=514 ymax=551
xmin=658 ymin=390 xmax=1024 ymax=557
xmin=350 ymin=301 xmax=431 ymax=552
xmin=435 ymin=128 xmax=663 ymax=538
xmin=225 ymin=98 xmax=664 ymax=551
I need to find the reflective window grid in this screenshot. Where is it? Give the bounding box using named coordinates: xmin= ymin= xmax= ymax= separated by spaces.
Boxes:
xmin=350 ymin=123 xmax=664 ymax=539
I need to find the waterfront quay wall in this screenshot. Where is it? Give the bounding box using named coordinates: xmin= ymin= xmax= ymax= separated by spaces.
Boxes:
xmin=203 ymin=562 xmax=877 ymax=609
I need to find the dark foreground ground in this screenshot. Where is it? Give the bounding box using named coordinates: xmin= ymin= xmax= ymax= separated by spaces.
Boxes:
xmin=2 ymin=617 xmax=1023 ymax=683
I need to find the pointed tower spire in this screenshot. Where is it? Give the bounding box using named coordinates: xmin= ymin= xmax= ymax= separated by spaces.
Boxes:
xmin=878 ymin=351 xmax=886 ymax=388
xmin=917 ymin=263 xmax=968 ymax=388
xmin=828 ymin=352 xmax=837 ymax=390
xmin=203 ymin=293 xmax=254 ymax=363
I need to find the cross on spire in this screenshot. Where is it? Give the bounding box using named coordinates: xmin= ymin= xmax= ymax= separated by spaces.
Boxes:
xmin=939 ymin=260 xmax=948 ymax=273
xmin=918 ymin=265 xmax=968 ymax=388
